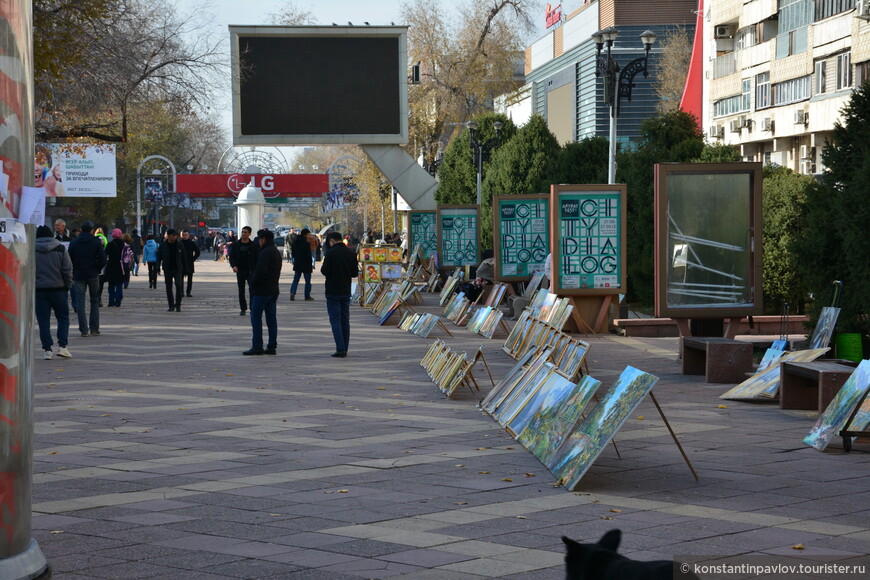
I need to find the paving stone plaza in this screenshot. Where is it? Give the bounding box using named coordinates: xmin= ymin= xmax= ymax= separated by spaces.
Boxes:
xmin=31 ymin=260 xmax=869 ymax=579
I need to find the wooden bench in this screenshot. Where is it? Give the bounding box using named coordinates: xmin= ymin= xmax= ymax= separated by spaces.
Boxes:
xmin=780 ymin=361 xmax=857 ymax=411
xmin=681 ymin=337 xmax=753 ymax=383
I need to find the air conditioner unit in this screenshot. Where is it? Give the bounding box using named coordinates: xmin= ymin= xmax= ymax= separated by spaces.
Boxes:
xmin=715 ymin=24 xmax=735 ymax=38
xmin=794 ymin=110 xmax=807 ymax=125
xmin=857 ymin=0 xmax=870 ymax=20
xmin=729 ymin=119 xmax=742 ymax=133
xmin=761 ymin=118 xmax=773 ymax=132
xmin=740 ymin=116 xmax=751 ymax=129
xmin=799 ymin=144 xmax=810 ymax=159
xmin=708 ymin=125 xmax=723 ymax=138
xmin=801 ymin=159 xmax=817 ymax=174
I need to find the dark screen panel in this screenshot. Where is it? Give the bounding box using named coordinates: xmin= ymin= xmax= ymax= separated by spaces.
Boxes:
xmin=239 ymin=36 xmax=401 ymax=136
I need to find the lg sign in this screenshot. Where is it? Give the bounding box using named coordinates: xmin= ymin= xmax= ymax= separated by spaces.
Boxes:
xmin=227 ymin=174 xmax=277 ymax=196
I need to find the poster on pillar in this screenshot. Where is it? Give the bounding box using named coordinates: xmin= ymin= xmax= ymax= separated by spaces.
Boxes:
xmin=493 ymin=194 xmax=550 ymax=281
xmin=408 ymin=211 xmax=437 ymax=259
xmin=437 ymin=205 xmax=480 ymax=269
xmin=551 ymin=185 xmax=626 ymax=295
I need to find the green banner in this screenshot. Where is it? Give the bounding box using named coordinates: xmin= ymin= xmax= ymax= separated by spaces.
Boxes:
xmin=557 ymin=192 xmax=621 ymax=290
xmin=496 ymin=197 xmax=549 ymax=278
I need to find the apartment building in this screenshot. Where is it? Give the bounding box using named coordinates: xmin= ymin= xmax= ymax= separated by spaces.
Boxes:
xmin=706 ymin=0 xmax=870 ymax=174
xmin=505 ymin=0 xmax=697 ymax=146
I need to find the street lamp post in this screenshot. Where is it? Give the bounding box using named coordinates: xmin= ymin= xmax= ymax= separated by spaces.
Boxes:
xmin=592 ymin=27 xmax=657 ymax=184
xmin=466 ymin=120 xmax=503 ymax=206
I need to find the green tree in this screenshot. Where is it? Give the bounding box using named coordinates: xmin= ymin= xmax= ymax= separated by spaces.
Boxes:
xmin=617 ymin=110 xmax=704 ymax=307
xmin=435 ymin=113 xmax=515 ymax=206
xmin=762 ymin=165 xmax=812 ymax=315
xmin=479 ymin=114 xmax=559 ymax=248
xmin=695 ymin=142 xmax=740 ymax=163
xmin=551 ymin=137 xmax=610 ymax=184
xmin=796 ymin=82 xmax=870 ymax=335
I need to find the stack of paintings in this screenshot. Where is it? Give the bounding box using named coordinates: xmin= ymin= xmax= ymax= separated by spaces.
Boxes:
xmin=443 ymin=292 xmax=473 ymax=325
xmin=420 ymin=339 xmax=478 ymax=397
xmin=803 ymin=360 xmax=870 ymax=451
xmin=720 ymin=348 xmax=830 ymax=400
xmin=480 ymin=350 xmax=660 ymax=489
xmin=466 ymin=306 xmax=505 ymax=340
xmin=438 ymin=268 xmax=464 ymax=306
xmin=503 ymin=313 xmax=591 ymax=380
xmin=399 ymin=312 xmax=443 ymax=338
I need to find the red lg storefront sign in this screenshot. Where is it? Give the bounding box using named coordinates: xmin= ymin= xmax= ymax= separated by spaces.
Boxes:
xmin=177 ymin=173 xmax=329 ymax=198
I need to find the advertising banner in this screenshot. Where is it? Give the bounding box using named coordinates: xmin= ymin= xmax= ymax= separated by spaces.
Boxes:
xmin=408 ymin=210 xmax=437 ymax=259
xmin=494 ymin=194 xmax=549 ymax=280
xmin=35 ymin=144 xmax=117 ymax=197
xmin=437 ymin=205 xmax=479 ymax=268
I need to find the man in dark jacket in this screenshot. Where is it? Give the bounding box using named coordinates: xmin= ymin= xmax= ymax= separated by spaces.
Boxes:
xmin=289 ymin=228 xmax=314 ymax=301
xmin=67 ymin=221 xmax=106 ymax=336
xmin=156 ymin=229 xmax=191 ymax=312
xmin=244 ymin=229 xmax=282 ymax=355
xmin=180 ymin=229 xmax=201 ymax=297
xmin=229 ymin=226 xmax=259 ymax=315
xmin=320 ymin=231 xmax=358 ymax=358
xmin=35 ymin=225 xmax=73 ymax=359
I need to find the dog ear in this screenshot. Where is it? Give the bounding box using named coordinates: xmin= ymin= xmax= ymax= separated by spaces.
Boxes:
xmin=597 ymin=529 xmax=621 ymax=552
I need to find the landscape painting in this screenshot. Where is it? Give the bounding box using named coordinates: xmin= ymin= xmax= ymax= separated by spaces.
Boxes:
xmin=808 ymin=306 xmax=840 ymax=349
xmin=517 ymin=374 xmax=601 ymax=464
xmin=548 ymin=366 xmax=659 ymax=490
xmin=803 ymin=360 xmax=870 ymax=451
xmin=720 ymin=348 xmax=829 ymax=400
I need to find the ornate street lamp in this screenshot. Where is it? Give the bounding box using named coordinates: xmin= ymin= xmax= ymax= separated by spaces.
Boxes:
xmin=466 ymin=120 xmax=503 ymax=206
xmin=592 ymin=27 xmax=657 ymax=183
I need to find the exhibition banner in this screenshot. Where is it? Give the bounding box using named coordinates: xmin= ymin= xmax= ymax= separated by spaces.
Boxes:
xmin=493 ymin=194 xmax=549 ymax=280
xmin=35 ymin=144 xmax=117 ymax=197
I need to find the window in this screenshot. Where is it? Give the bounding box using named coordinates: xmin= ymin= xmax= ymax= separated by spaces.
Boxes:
xmin=856 ymin=61 xmax=870 ymax=87
xmin=714 ymin=86 xmax=752 ymax=118
xmin=814 ymin=60 xmax=827 ymax=95
xmin=756 ymin=73 xmax=771 ymax=109
xmin=742 ymin=79 xmax=752 ymax=111
xmin=772 ymin=75 xmax=811 ymax=105
xmin=814 ymin=0 xmax=856 ymax=22
xmin=836 ymin=53 xmax=851 ymax=90
xmin=736 ymin=25 xmax=757 ymax=50
xmin=779 ymin=0 xmax=813 ymax=32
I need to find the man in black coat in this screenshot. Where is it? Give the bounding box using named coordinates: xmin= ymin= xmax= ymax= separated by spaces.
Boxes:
xmin=320 ymin=231 xmax=358 ymax=358
xmin=68 ymin=221 xmax=106 ymax=336
xmin=244 ymin=229 xmax=282 ymax=356
xmin=156 ymin=229 xmax=191 ymax=312
xmin=289 ymin=228 xmax=314 ymax=300
xmin=180 ymin=229 xmax=201 ymax=297
xmin=229 ymin=226 xmax=259 ymax=316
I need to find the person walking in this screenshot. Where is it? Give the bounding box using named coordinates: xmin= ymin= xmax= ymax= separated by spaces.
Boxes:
xmin=35 ymin=225 xmax=73 ymax=359
xmin=156 ymin=229 xmax=190 ymax=312
xmin=213 ymin=231 xmax=225 ymax=261
xmin=104 ymin=229 xmax=130 ymax=307
xmin=243 ymin=229 xmax=282 ymax=356
xmin=130 ymin=228 xmax=142 ymax=276
xmin=180 ymin=229 xmax=201 ymax=297
xmin=68 ymin=221 xmax=106 ymax=336
xmin=320 ymin=231 xmax=358 ymax=358
xmin=289 ymin=228 xmax=314 ymax=301
xmin=142 ymin=235 xmax=159 ymax=289
xmin=228 ymin=226 xmax=259 ymax=316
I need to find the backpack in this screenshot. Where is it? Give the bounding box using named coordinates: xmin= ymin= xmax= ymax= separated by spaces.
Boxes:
xmin=121 ymin=242 xmax=134 ymax=273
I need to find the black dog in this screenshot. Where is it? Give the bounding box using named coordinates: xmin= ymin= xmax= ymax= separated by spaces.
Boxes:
xmin=563 ymin=530 xmax=700 ymax=579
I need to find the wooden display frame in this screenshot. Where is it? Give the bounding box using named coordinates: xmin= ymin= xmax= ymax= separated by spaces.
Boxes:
xmin=493 ymin=194 xmax=550 ymax=281
xmin=654 ymin=163 xmax=763 ymax=319
xmin=408 ymin=210 xmax=437 ymax=259
xmin=550 ymin=184 xmax=627 ymax=296
xmin=437 ymin=205 xmax=480 ymax=269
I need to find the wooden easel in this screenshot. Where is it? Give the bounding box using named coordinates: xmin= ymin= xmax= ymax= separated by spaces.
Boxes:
xmin=568 ymin=295 xmax=612 ymax=337
xmin=647 ymin=392 xmax=699 ymax=481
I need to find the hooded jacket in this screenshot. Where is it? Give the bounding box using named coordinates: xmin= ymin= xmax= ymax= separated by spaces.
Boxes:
xmin=68 ymin=231 xmax=107 ymax=281
xmin=142 ymin=239 xmax=158 ymax=262
xmin=35 ymin=237 xmax=73 ymax=290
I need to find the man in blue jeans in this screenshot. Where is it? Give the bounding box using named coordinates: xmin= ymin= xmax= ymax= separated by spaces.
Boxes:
xmin=320 ymin=231 xmax=358 ymax=358
xmin=243 ymin=229 xmax=282 ymax=355
xmin=35 ymin=225 xmax=73 ymax=359
xmin=67 ymin=221 xmax=106 ymax=337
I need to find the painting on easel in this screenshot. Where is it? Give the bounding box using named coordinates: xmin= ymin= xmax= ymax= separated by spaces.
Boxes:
xmin=803 ymin=360 xmax=870 ymax=451
xmin=548 ymin=366 xmax=659 ymax=490
xmin=808 ymin=306 xmax=840 ymax=349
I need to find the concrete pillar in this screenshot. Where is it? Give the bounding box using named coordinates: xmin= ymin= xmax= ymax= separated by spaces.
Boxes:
xmin=234 ymin=181 xmax=265 ymax=233
xmin=0 ymin=0 xmax=50 ymax=577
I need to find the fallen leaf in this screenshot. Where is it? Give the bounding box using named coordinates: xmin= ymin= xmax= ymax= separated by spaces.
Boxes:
xmin=177 ymin=408 xmax=187 ymax=411
xmin=454 ymin=464 xmax=464 ymax=468
xmin=516 ymin=516 xmax=526 ymax=519
xmin=48 ymin=451 xmax=58 ymax=455
xmin=592 ymin=499 xmax=600 ymax=503
xmin=479 ymin=471 xmax=490 ymax=474
xmin=50 ymin=530 xmax=64 ymax=534
xmin=609 ymin=509 xmax=622 ymax=513
xmin=475 ymin=447 xmax=488 ymax=450
xmin=101 ymin=414 xmax=111 ymax=417
xmin=337 ymin=489 xmax=350 ymax=493
xmin=525 ymin=473 xmax=535 ymax=478
xmin=268 ymin=513 xmax=282 ymax=517
xmin=324 ymin=491 xmax=334 ymax=494
xmin=377 ymin=387 xmax=387 ymax=390
xmin=792 ymin=544 xmax=805 ymax=550
xmin=636 ymin=416 xmax=644 ymax=420
xmin=717 ymin=404 xmax=728 ymax=409
xmin=600 ymin=516 xmax=613 ymax=520
xmin=505 ymin=446 xmax=514 ymax=450
xmin=501 ymin=478 xmax=513 ymax=482
xmin=453 ymin=502 xmax=467 ymax=505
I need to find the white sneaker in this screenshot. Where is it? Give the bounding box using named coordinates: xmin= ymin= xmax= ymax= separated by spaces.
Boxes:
xmin=57 ymin=347 xmax=72 ymax=358
xmin=43 ymin=350 xmax=53 ymax=360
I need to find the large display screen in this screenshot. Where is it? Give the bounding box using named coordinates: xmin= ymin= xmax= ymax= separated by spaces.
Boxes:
xmin=230 ymin=26 xmax=408 ymax=145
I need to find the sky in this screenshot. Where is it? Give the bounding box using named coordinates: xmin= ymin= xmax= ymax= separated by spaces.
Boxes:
xmin=198 ymin=0 xmax=549 ymax=166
